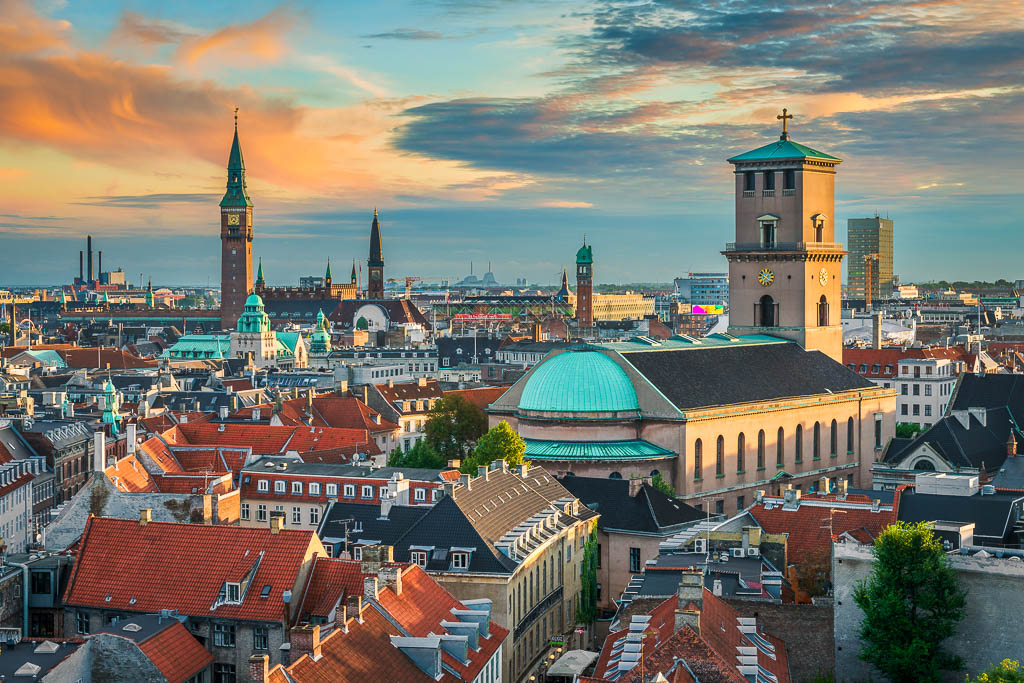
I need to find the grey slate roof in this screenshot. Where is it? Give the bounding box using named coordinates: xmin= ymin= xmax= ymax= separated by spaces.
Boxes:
xmin=620 ymin=343 xmax=876 ymax=410
xmin=897 ymin=489 xmax=1024 ymax=545
xmin=557 ymin=475 xmax=703 ymax=533
xmin=884 ymin=407 xmax=1018 ymax=471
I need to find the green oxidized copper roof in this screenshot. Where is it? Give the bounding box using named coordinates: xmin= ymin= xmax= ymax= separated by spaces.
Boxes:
xmin=277 ymin=331 xmax=300 ymax=355
xmin=325 ymin=260 xmax=333 ymax=281
xmin=575 ymin=244 xmax=593 ymax=264
xmin=524 ymin=438 xmax=674 ymax=461
xmin=727 ymin=138 xmax=841 ymax=163
xmin=518 ymin=350 xmax=638 ymax=413
xmin=161 ymin=334 xmax=231 ymax=359
xmin=256 ymin=258 xmax=264 ymax=284
xmin=220 ymin=123 xmax=253 ymax=208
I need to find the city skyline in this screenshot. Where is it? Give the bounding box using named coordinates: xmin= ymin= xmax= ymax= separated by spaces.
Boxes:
xmin=1 ymin=0 xmax=1021 ymax=285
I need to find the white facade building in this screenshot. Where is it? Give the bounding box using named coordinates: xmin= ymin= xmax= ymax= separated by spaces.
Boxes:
xmin=897 ymin=358 xmax=957 ymax=427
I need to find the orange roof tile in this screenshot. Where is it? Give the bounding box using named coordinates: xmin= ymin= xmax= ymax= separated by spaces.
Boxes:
xmin=233 ymin=394 xmax=399 ymax=434
xmin=137 ymin=620 xmax=214 ymax=683
xmin=105 ymin=456 xmax=158 ymax=493
xmin=64 ymin=517 xmax=321 ymax=622
xmin=443 ymin=386 xmax=507 ymax=411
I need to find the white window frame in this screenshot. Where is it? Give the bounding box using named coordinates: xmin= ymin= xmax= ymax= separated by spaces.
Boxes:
xmin=309 ymin=507 xmax=320 ymax=525
xmin=274 ymin=480 xmax=286 ymax=493
xmin=414 ymin=488 xmax=426 ymax=502
xmin=291 ymin=481 xmax=303 ymax=495
xmin=256 ymin=504 xmax=267 ymax=522
xmin=309 ymin=482 xmax=321 ymax=496
xmin=325 ymin=483 xmax=338 ymax=498
xmin=451 ymin=552 xmax=469 ymax=570
xmin=361 ymin=485 xmax=374 ymax=499
xmin=240 ymin=503 xmax=250 ymax=520
xmin=292 ymin=506 xmax=301 ymax=524
xmin=257 ymin=479 xmax=269 ymax=492
xmin=411 ymin=550 xmax=427 ymax=567
xmin=343 ymin=484 xmax=355 ymax=498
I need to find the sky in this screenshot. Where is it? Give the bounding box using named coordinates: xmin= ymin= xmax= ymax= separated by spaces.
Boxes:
xmin=0 ymin=0 xmax=1021 ymax=287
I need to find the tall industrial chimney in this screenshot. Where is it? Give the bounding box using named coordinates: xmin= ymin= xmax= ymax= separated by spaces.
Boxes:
xmin=87 ymin=235 xmax=93 ymax=284
xmin=98 ymin=250 xmax=103 ymax=280
xmin=79 ymin=251 xmax=83 ymax=282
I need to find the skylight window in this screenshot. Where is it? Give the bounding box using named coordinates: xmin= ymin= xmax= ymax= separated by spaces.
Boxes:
xmin=260 ymin=585 xmax=272 ymax=598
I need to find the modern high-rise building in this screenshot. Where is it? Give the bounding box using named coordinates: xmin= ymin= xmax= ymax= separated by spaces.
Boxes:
xmin=847 ymin=216 xmax=894 ymax=302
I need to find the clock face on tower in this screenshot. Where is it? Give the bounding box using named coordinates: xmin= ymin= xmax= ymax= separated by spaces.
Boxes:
xmin=758 ymin=268 xmax=774 ymax=287
xmin=227 ymin=214 xmax=240 ymax=226
xmin=819 ymin=267 xmax=828 ymax=287
xmin=371 ymin=270 xmax=381 ymax=281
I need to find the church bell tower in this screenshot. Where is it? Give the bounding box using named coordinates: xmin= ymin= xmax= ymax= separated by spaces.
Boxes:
xmin=220 ymin=109 xmax=254 ymax=330
xmin=724 ymin=109 xmax=845 ymax=362
xmin=367 ymin=208 xmax=384 ymax=299
xmin=575 ymin=240 xmax=593 ymax=329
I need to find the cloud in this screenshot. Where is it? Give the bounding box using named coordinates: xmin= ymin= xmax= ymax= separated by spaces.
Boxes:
xmin=175 ymin=7 xmax=297 ymax=66
xmin=362 ymin=28 xmax=447 ymax=40
xmin=111 ymin=11 xmax=191 ymax=47
xmin=74 ymin=193 xmax=218 ymax=209
xmin=538 ymin=200 xmax=593 ymax=208
xmin=0 ymin=0 xmax=71 ymax=54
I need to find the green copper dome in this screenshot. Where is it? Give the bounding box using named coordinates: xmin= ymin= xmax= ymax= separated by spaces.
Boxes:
xmin=518 ymin=350 xmax=638 ymax=414
xmin=576 ymin=244 xmax=593 ymax=264
xmin=238 ymin=294 xmax=270 ymax=333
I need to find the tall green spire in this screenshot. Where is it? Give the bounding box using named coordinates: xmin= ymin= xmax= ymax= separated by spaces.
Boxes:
xmin=220 ymin=109 xmax=252 ymax=208
xmin=350 ymin=259 xmax=357 ymax=284
xmin=255 ymin=258 xmax=265 ymax=285
xmin=325 ymin=259 xmax=333 ymax=282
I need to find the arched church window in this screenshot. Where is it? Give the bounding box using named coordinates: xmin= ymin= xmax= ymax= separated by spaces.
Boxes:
xmin=913 ymin=459 xmax=935 ymax=471
xmin=818 ymin=295 xmax=828 ymax=327
xmin=847 ymin=417 xmax=855 ymax=455
xmin=777 ymin=427 xmax=784 ymax=466
xmin=737 ymin=433 xmax=745 ymax=473
xmin=813 ymin=422 xmax=821 ymax=459
xmin=795 ymin=425 xmax=803 ymax=463
xmin=716 ymin=436 xmax=724 ymax=477
xmin=830 ymin=419 xmax=838 ymax=456
xmin=757 ymin=430 xmax=765 ymax=469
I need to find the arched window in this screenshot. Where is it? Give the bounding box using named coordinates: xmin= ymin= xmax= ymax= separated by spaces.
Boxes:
xmin=757 ymin=430 xmax=766 ymax=469
xmin=716 ymin=436 xmax=724 ymax=477
xmin=830 ymin=419 xmax=838 ymax=456
xmin=650 ymin=469 xmax=660 ymax=478
xmin=737 ymin=433 xmax=745 ymax=473
xmin=913 ymin=459 xmax=936 ymax=471
xmin=813 ymin=422 xmax=821 ymax=459
xmin=694 ymin=439 xmax=703 ymax=480
xmin=777 ymin=427 xmax=784 ymax=466
xmin=795 ymin=425 xmax=803 ymax=463
xmin=818 ymin=295 xmax=828 ymax=327
xmin=759 ymin=295 xmax=776 ymax=327
xmin=609 ymin=472 xmax=622 ymax=479
xmin=848 ymin=417 xmax=855 ymax=455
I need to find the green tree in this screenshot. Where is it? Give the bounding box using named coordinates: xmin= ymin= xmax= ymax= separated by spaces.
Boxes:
xmin=576 ymin=528 xmax=599 ymax=624
xmin=424 ymin=395 xmax=487 ymax=461
xmin=461 ymin=420 xmax=526 ymax=474
xmin=896 ymin=423 xmax=923 ymax=438
xmin=651 ymin=472 xmax=675 ymax=496
xmin=0 ymin=322 xmax=9 ymax=336
xmin=970 ymin=660 xmax=1024 ymax=682
xmin=388 ymin=440 xmax=445 ymax=469
xmin=853 ymin=521 xmax=967 ymax=682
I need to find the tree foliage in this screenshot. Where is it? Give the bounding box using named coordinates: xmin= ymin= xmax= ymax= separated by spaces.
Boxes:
xmin=970 ymin=660 xmax=1024 ymax=682
xmin=424 ymin=395 xmax=487 ymax=461
xmin=387 ymin=439 xmax=445 ymax=469
xmin=576 ymin=528 xmax=599 ymax=624
xmin=896 ymin=422 xmax=923 ymax=439
xmin=460 ymin=420 xmax=526 ymax=474
xmin=651 ymin=472 xmax=675 ymax=496
xmin=853 ymin=521 xmax=967 ymax=682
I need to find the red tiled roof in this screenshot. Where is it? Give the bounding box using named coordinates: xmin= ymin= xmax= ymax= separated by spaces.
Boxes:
xmin=178 ymin=422 xmax=373 ymax=456
xmin=443 ymin=386 xmax=508 ymax=411
xmin=843 ymin=346 xmax=975 ymax=379
xmin=627 ymin=626 xmax=743 ymax=683
xmin=232 ymin=395 xmax=399 ymax=434
xmin=137 ymin=620 xmax=214 ymax=683
xmin=700 ymin=588 xmax=789 ymax=682
xmin=0 ymin=471 xmax=34 ymax=499
xmin=59 ymin=347 xmax=156 ymax=369
xmin=105 ymin=456 xmax=159 ymax=493
xmin=223 ymin=378 xmax=254 ymax=391
xmin=1 ymin=344 xmax=76 ymax=359
xmin=137 ymin=412 xmax=212 ymax=435
xmin=748 ymin=494 xmax=896 ymax=564
xmin=64 ymin=517 xmax=321 ymax=622
xmin=376 ymin=379 xmax=444 ymax=408
xmin=594 ymin=597 xmax=678 ymax=680
xmin=297 ymin=557 xmax=367 ymax=620
xmin=152 ymin=473 xmax=233 ymax=495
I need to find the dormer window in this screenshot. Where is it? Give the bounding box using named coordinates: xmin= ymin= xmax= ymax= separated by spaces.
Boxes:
xmin=225 ymin=582 xmax=241 ymax=603
xmin=275 ymin=481 xmax=285 ymax=493
xmin=451 ymin=552 xmax=469 ymax=570
xmin=411 ymin=550 xmax=428 ymax=567
xmin=258 ymin=479 xmax=269 ymax=492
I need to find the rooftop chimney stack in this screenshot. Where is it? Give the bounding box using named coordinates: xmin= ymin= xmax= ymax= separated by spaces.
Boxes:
xmin=139 ymin=509 xmax=152 ymax=526
xmin=872 ymin=312 xmax=883 ymax=350
xmin=248 ymin=655 xmax=269 ymax=682
xmin=87 ymin=235 xmax=93 ymax=284
xmin=98 ymin=250 xmax=103 ymax=280
xmin=674 ymin=568 xmax=703 ymax=634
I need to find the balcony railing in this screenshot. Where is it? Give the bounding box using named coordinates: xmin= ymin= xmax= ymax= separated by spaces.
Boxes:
xmin=725 ymin=241 xmax=844 ymax=252
xmin=742 ymin=190 xmax=756 ymax=198
xmin=762 ymin=189 xmax=775 ymax=197
xmin=782 ymin=188 xmax=796 ymax=196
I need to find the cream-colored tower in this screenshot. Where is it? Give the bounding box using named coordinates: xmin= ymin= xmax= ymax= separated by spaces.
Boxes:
xmin=724 ymin=111 xmax=845 ymax=362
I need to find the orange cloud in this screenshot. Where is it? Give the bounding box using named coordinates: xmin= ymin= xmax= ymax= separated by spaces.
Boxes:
xmin=0 ymin=0 xmax=71 ymax=54
xmin=175 ymin=7 xmax=296 ymax=66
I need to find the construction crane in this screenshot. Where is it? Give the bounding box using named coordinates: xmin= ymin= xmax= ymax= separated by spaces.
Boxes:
xmin=863 ymin=253 xmax=880 ymax=312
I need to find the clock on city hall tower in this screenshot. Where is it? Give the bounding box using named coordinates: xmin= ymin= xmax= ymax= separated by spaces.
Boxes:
xmin=724 ymin=110 xmax=845 ymax=362
xmin=220 ymin=111 xmax=254 ymax=329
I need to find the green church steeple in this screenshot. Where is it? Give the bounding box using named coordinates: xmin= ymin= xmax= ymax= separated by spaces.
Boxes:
xmin=255 ymin=258 xmax=265 ymax=286
xmin=325 ymin=259 xmax=333 ymax=282
xmin=220 ymin=109 xmax=252 ymax=208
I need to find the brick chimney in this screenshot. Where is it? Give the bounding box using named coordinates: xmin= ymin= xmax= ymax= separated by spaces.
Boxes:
xmin=139 ymin=509 xmax=152 ymax=526
xmin=418 ymin=376 xmax=427 ymax=387
xmin=379 ymin=565 xmax=403 ymax=596
xmin=819 ymin=476 xmax=830 ymax=495
xmin=360 ymin=544 xmax=393 ymax=575
xmin=248 ymin=654 xmax=269 ymax=682
xmin=629 ymin=476 xmax=652 ymax=498
xmin=290 ymin=624 xmax=322 ymax=661
xmin=335 ymin=604 xmax=348 ymax=632
xmin=270 ymin=515 xmax=284 ymax=534
xmin=345 ymin=594 xmax=363 ymax=622
xmin=674 ymin=568 xmax=703 ymax=634
xmin=364 ymin=576 xmax=380 ymax=600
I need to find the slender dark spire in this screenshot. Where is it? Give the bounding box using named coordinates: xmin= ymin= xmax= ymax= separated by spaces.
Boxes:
xmin=325 ymin=258 xmax=333 ymax=282
xmin=220 ymin=108 xmax=252 ymax=208
xmin=368 ymin=207 xmax=383 ymax=268
xmin=255 ymin=257 xmax=264 ymax=285
xmin=350 ymin=259 xmax=357 ymax=284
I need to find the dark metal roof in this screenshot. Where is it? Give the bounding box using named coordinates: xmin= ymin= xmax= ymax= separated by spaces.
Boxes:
xmin=557 ymin=475 xmax=703 ymax=533
xmin=897 ymin=489 xmax=1024 ymax=544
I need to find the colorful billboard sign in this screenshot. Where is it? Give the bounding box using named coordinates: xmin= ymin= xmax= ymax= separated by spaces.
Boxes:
xmin=453 ymin=314 xmax=513 ymax=321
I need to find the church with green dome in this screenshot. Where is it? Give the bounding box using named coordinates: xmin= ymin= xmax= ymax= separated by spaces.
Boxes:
xmin=162 ymin=293 xmax=307 ymax=369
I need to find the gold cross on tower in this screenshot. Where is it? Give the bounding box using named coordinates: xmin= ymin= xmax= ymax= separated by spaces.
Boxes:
xmin=777 ymin=108 xmax=793 ymax=140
